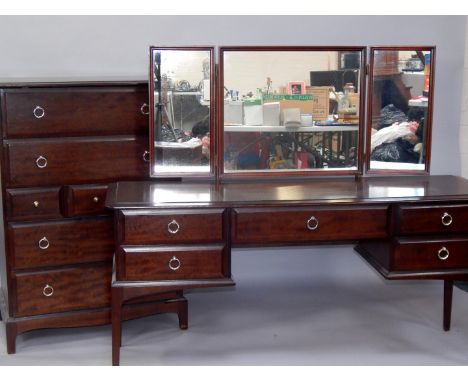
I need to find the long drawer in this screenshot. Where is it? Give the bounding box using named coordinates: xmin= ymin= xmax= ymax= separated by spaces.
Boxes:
xmin=117 ymin=209 xmax=225 ymax=245
xmin=8 ymin=217 xmax=113 ymax=269
xmin=5 ymin=136 xmax=148 ymax=187
xmin=119 ymin=245 xmax=225 ymax=281
xmin=3 ymin=86 xmax=148 ymax=138
xmin=13 ymin=263 xmax=111 ymax=317
xmin=233 ymin=206 xmax=388 ymax=244
xmin=393 ymin=237 xmax=468 ymax=271
xmin=395 ymin=204 xmax=468 ymax=235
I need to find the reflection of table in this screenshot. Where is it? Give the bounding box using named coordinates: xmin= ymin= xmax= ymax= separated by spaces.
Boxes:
xmin=224 ymin=125 xmax=359 ymax=168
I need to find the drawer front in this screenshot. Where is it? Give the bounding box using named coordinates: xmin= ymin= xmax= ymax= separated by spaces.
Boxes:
xmin=119 ymin=245 xmax=225 ymax=281
xmin=8 ymin=217 xmax=113 ymax=269
xmin=5 ymin=187 xmax=62 ymax=221
xmin=6 ymin=136 xmax=148 ymax=187
xmin=13 ymin=263 xmax=111 ymax=317
xmin=118 ymin=209 xmax=225 ymax=245
xmin=3 ymin=87 xmax=148 ymax=138
xmin=394 ymin=237 xmax=468 ymax=271
xmin=396 ymin=204 xmax=468 ymax=235
xmin=233 ymin=206 xmax=388 ymax=244
xmin=62 ymin=184 xmax=108 ymax=217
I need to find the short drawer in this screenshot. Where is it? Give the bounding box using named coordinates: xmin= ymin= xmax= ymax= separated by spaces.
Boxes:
xmin=8 ymin=217 xmax=113 ymax=269
xmin=5 ymin=136 xmax=148 ymax=187
xmin=5 ymin=187 xmax=62 ymax=221
xmin=13 ymin=263 xmax=111 ymax=317
xmin=117 ymin=209 xmax=225 ymax=245
xmin=393 ymin=237 xmax=468 ymax=271
xmin=119 ymin=245 xmax=225 ymax=281
xmin=62 ymin=184 xmax=108 ymax=217
xmin=233 ymin=206 xmax=388 ymax=244
xmin=3 ymin=86 xmax=148 ymax=138
xmin=396 ymin=204 xmax=468 ymax=235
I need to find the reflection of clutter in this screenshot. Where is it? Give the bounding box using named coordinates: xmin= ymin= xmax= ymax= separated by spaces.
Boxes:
xmin=224 ymin=75 xmax=359 ymax=171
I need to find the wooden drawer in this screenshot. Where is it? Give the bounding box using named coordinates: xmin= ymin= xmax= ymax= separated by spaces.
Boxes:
xmin=119 ymin=245 xmax=225 ymax=281
xmin=8 ymin=217 xmax=113 ymax=269
xmin=62 ymin=184 xmax=108 ymax=217
xmin=3 ymin=86 xmax=148 ymax=138
xmin=394 ymin=237 xmax=468 ymax=271
xmin=395 ymin=204 xmax=468 ymax=235
xmin=233 ymin=206 xmax=388 ymax=244
xmin=5 ymin=187 xmax=62 ymax=221
xmin=117 ymin=209 xmax=225 ymax=245
xmin=5 ymin=136 xmax=148 ymax=187
xmin=13 ymin=263 xmax=111 ymax=317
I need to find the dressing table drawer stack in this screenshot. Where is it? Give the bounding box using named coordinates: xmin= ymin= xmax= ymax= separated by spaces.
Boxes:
xmin=114 ymin=209 xmax=229 ymax=282
xmin=357 ymin=203 xmax=468 ymax=277
xmin=0 ymin=82 xmax=151 ymax=350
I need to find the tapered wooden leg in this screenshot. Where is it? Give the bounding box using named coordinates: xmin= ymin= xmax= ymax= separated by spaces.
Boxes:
xmin=112 ymin=287 xmax=123 ymax=366
xmin=443 ymin=280 xmax=453 ymax=332
xmin=178 ymin=299 xmax=188 ymax=330
xmin=6 ymin=322 xmax=17 ymax=354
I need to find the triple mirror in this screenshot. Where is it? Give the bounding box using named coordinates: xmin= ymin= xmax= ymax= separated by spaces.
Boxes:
xmin=149 ymin=46 xmax=435 ymax=179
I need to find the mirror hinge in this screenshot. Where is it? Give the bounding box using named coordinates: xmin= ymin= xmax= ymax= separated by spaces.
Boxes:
xmin=365 ymin=63 xmax=370 ymax=75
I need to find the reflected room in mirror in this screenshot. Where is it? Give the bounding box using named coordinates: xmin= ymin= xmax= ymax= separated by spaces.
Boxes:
xmin=220 ymin=47 xmax=366 ymax=178
xmin=149 ymin=46 xmax=214 ymax=177
xmin=367 ymin=47 xmax=435 ymax=173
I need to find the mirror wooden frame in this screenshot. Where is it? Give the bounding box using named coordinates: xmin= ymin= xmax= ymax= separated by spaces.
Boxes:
xmin=148 ymin=46 xmax=216 ymax=179
xmin=365 ymin=46 xmax=436 ymax=175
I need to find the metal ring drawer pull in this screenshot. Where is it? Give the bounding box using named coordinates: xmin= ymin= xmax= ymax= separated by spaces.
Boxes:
xmin=306 ymin=216 xmax=319 ymax=231
xmin=168 ymin=256 xmax=181 ymax=271
xmin=33 ymin=200 xmax=40 ymax=208
xmin=167 ymin=219 xmax=180 ymax=234
xmin=93 ymin=196 xmax=99 ymax=203
xmin=441 ymin=212 xmax=453 ymax=226
xmin=38 ymin=236 xmax=50 ymax=250
xmin=142 ymin=150 xmax=150 ymax=162
xmin=43 ymin=284 xmax=54 ymax=297
xmin=33 ymin=105 xmax=45 ymax=119
xmin=36 ymin=155 xmax=48 ymax=169
xmin=438 ymin=246 xmax=450 ymax=261
xmin=140 ymin=103 xmax=150 ymax=115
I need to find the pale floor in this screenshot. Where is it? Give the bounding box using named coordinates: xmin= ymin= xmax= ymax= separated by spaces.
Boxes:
xmin=1 ymin=246 xmax=468 ymax=366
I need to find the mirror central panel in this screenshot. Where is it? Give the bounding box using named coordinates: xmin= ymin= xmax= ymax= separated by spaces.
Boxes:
xmin=220 ymin=48 xmax=365 ymax=176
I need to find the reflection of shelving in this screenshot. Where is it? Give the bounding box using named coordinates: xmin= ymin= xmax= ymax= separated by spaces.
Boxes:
xmin=224 ymin=125 xmax=359 ymax=133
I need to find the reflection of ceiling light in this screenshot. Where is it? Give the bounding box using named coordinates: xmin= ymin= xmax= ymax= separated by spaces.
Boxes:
xmin=368 ymin=186 xmax=424 ymax=198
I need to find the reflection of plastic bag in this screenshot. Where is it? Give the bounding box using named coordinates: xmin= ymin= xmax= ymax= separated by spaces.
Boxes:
xmin=378 ymin=104 xmax=407 ymax=129
xmin=371 ymin=138 xmax=419 ymax=163
xmin=371 ymin=122 xmax=414 ymax=151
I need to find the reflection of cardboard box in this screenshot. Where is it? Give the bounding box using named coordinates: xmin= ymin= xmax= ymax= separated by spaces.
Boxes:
xmin=305 ymin=86 xmax=330 ymax=120
xmin=224 ymin=100 xmax=243 ymax=125
xmin=243 ymin=99 xmax=263 ymax=125
xmin=263 ymin=102 xmax=280 ymax=126
xmin=348 ymin=92 xmax=360 ymax=115
xmin=263 ymin=94 xmax=316 ymax=124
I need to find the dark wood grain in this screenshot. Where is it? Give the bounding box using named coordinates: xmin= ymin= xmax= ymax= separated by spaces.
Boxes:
xmin=3 ymin=86 xmax=148 ymax=138
xmin=119 ymin=245 xmax=225 ymax=281
xmin=62 ymin=184 xmax=109 ymax=217
xmin=232 ymin=205 xmax=388 ymax=244
xmin=5 ymin=136 xmax=149 ymax=187
xmin=117 ymin=208 xmax=225 ymax=245
xmin=13 ymin=263 xmax=111 ymax=317
xmin=8 ymin=217 xmax=113 ymax=269
xmin=5 ymin=187 xmax=62 ymax=221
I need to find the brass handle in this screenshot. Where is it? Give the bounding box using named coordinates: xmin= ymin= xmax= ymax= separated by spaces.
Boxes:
xmin=38 ymin=236 xmax=50 ymax=250
xmin=140 ymin=103 xmax=150 ymax=115
xmin=33 ymin=105 xmax=45 ymax=119
xmin=167 ymin=219 xmax=180 ymax=234
xmin=33 ymin=200 xmax=40 ymax=208
xmin=441 ymin=212 xmax=453 ymax=226
xmin=168 ymin=256 xmax=181 ymax=271
xmin=438 ymin=246 xmax=450 ymax=261
xmin=36 ymin=155 xmax=48 ymax=169
xmin=142 ymin=150 xmax=150 ymax=162
xmin=93 ymin=196 xmax=99 ymax=203
xmin=43 ymin=284 xmax=54 ymax=297
xmin=306 ymin=216 xmax=319 ymax=231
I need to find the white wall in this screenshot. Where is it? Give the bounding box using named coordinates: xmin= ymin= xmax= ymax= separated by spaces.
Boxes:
xmin=0 ymin=15 xmax=464 ymax=175
xmin=460 ymin=17 xmax=468 ymax=178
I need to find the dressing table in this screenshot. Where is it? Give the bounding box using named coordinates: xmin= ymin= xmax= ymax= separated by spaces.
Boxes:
xmin=2 ymin=45 xmax=467 ymax=366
